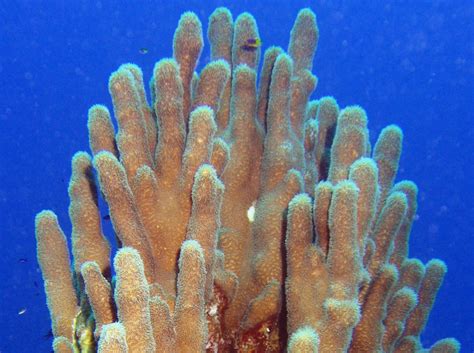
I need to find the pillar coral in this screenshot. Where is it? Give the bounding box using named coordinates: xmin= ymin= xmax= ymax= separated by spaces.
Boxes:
xmin=35 ymin=7 xmax=459 ymax=353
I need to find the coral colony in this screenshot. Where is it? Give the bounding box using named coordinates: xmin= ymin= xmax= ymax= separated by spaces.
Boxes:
xmin=35 ymin=8 xmax=459 ymax=353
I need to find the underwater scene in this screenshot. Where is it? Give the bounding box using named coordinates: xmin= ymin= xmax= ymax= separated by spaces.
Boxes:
xmin=0 ymin=0 xmax=472 ymax=352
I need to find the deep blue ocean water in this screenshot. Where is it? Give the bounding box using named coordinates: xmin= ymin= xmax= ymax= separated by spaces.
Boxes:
xmin=0 ymin=1 xmax=472 ymax=352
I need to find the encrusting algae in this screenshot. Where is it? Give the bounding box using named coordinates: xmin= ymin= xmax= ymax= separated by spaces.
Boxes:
xmin=35 ymin=7 xmax=460 ymax=353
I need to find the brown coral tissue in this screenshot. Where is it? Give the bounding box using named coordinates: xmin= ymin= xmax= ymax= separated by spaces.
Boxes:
xmin=35 ymin=7 xmax=460 ymax=353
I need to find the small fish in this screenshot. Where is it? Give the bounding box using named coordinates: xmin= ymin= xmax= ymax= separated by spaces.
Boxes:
xmin=43 ymin=329 xmax=54 ymax=340
xmin=240 ymin=37 xmax=261 ymax=51
xmin=102 ymin=214 xmax=110 ymax=221
xmin=18 ymin=258 xmax=28 ymax=263
xmin=139 ymin=47 xmax=149 ymax=55
xmin=18 ymin=308 xmax=27 ymax=315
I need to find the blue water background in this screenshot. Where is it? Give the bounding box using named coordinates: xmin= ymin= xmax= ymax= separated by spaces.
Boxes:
xmin=0 ymin=1 xmax=472 ymax=352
